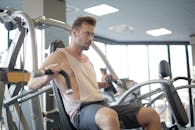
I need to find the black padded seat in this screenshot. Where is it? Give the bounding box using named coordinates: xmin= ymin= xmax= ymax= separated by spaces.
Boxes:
xmin=49 ymin=41 xmax=77 ymax=130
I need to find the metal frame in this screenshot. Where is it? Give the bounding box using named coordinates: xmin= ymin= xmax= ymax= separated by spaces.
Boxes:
xmin=0 ymin=8 xmax=74 ymax=130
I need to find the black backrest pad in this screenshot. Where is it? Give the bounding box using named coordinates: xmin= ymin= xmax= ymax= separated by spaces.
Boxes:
xmin=159 ymin=60 xmax=171 ymax=78
xmin=51 ymin=80 xmax=77 ymax=130
xmin=159 ymin=60 xmax=189 ymax=126
xmin=49 ymin=41 xmax=77 ymax=130
xmin=163 ymin=82 xmax=189 ymax=126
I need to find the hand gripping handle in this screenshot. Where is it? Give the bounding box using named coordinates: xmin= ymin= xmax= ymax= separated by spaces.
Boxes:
xmin=32 ymin=69 xmax=73 ymax=94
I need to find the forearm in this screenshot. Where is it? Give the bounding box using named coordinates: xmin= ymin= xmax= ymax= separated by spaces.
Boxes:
xmin=28 ymin=75 xmax=53 ymax=90
xmin=27 ymin=51 xmax=65 ymax=90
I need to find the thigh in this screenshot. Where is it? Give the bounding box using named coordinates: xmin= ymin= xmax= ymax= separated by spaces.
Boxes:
xmin=111 ymin=104 xmax=142 ymax=129
xmin=72 ymin=101 xmax=108 ymax=130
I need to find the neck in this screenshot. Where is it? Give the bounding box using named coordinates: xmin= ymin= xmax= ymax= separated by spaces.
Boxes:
xmin=66 ymin=45 xmax=87 ymax=62
xmin=68 ymin=43 xmax=82 ymax=56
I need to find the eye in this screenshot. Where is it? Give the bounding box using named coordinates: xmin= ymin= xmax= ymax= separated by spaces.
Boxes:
xmin=84 ymin=32 xmax=94 ymax=37
xmin=86 ymin=32 xmax=90 ymax=36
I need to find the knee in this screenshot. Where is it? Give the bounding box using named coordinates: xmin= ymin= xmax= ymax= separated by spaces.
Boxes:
xmin=137 ymin=107 xmax=160 ymax=124
xmin=95 ymin=107 xmax=119 ymax=126
xmin=148 ymin=107 xmax=160 ymax=122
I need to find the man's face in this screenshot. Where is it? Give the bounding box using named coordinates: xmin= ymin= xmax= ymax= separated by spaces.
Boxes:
xmin=74 ymin=23 xmax=95 ymax=50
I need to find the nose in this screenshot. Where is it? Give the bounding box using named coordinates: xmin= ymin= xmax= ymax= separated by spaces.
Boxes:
xmin=89 ymin=35 xmax=94 ymax=41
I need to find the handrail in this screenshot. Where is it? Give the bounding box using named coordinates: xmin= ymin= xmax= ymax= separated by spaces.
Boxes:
xmin=111 ymin=79 xmax=169 ymax=106
xmin=34 ymin=16 xmax=71 ymax=31
xmin=3 ymin=85 xmax=52 ymax=107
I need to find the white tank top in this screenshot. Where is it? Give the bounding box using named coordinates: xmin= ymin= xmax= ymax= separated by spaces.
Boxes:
xmin=59 ymin=49 xmax=103 ymax=119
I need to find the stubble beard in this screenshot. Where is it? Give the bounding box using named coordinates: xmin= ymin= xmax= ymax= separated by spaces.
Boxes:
xmin=82 ymin=41 xmax=91 ymax=50
xmin=83 ymin=45 xmax=90 ymax=51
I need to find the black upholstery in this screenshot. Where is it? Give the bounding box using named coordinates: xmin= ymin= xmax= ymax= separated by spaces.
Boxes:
xmin=48 ymin=41 xmax=77 ymax=130
xmin=159 ymin=60 xmax=189 ymax=126
xmin=163 ymin=82 xmax=189 ymax=126
xmin=51 ymin=80 xmax=77 ymax=130
xmin=159 ymin=60 xmax=171 ymax=78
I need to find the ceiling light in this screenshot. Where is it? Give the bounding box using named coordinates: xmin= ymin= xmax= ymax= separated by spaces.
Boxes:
xmin=108 ymin=24 xmax=133 ymax=33
xmin=146 ymin=28 xmax=172 ymax=37
xmin=84 ymin=4 xmax=119 ymax=16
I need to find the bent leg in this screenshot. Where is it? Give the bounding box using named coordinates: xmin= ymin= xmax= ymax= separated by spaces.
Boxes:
xmin=72 ymin=101 xmax=120 ymax=130
xmin=137 ymin=107 xmax=161 ymax=130
xmin=95 ymin=107 xmax=120 ymax=130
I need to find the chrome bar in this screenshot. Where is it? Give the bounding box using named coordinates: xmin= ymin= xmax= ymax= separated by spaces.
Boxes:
xmin=34 ymin=16 xmax=71 ymax=31
xmin=111 ymin=79 xmax=169 ymax=106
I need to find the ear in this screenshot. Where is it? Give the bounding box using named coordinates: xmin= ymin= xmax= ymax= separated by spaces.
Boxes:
xmin=72 ymin=29 xmax=77 ymax=37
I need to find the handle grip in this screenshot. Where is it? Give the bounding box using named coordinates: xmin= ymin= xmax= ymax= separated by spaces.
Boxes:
xmin=58 ymin=70 xmax=73 ymax=94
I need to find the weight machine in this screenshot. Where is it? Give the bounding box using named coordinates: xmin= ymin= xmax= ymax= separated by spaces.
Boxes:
xmin=110 ymin=60 xmax=195 ymax=129
xmin=0 ymin=8 xmax=70 ymax=130
xmin=0 ymin=8 xmax=194 ymax=130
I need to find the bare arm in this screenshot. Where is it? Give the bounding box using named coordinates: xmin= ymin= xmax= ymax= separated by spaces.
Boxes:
xmin=28 ymin=51 xmax=63 ymax=90
xmin=28 ymin=74 xmax=54 ymax=90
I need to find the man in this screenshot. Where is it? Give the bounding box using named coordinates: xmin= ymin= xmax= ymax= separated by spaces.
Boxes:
xmin=100 ymin=68 xmax=118 ymax=94
xmin=28 ymin=16 xmax=161 ymax=130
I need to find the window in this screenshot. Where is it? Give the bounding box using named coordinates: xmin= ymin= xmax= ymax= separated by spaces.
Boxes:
xmin=127 ymin=45 xmax=149 ymax=82
xmin=107 ymin=44 xmax=128 ymax=79
xmin=0 ymin=24 xmax=8 ymax=66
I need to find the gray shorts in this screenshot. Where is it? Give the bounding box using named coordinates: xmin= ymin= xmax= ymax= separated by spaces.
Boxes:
xmin=71 ymin=101 xmax=142 ymax=130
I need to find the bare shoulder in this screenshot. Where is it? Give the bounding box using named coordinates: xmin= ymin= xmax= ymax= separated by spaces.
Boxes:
xmin=82 ymin=53 xmax=90 ymax=61
xmin=41 ymin=48 xmax=67 ymax=69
